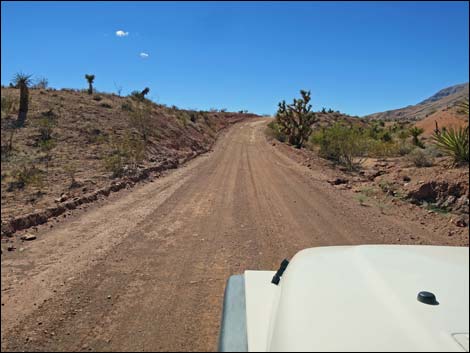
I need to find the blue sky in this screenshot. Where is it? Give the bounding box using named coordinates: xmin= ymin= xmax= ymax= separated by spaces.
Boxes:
xmin=1 ymin=1 xmax=468 ymax=116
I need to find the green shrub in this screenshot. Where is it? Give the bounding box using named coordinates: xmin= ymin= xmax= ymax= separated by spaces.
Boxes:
xmin=177 ymin=112 xmax=189 ymax=127
xmin=128 ymin=100 xmax=153 ymax=141
xmin=432 ymin=126 xmax=469 ymax=165
xmin=9 ymin=159 xmax=44 ymax=190
xmin=36 ymin=109 xmax=58 ymax=142
xmin=121 ymin=101 xmax=133 ymax=112
xmin=310 ymin=123 xmax=367 ymax=170
xmin=266 ymin=120 xmax=287 ymax=142
xmin=100 ymin=102 xmax=112 ymax=109
xmin=366 ymin=140 xmax=399 ymax=158
xmin=130 ymin=88 xmax=150 ymax=102
xmin=103 ymin=135 xmax=145 ymax=178
xmin=1 ymin=95 xmax=17 ymax=117
xmin=189 ymin=112 xmax=198 ymax=123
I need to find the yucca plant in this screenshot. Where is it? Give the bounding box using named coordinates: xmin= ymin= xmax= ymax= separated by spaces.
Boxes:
xmin=432 ymin=124 xmax=469 ymax=165
xmin=409 ymin=126 xmax=424 ymax=148
xmin=457 ymin=97 xmax=469 ymax=115
xmin=85 ymin=74 xmax=95 ymax=95
xmin=12 ymin=73 xmax=33 ymax=127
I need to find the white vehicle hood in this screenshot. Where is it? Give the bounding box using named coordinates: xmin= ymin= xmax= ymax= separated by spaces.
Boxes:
xmin=245 ymin=245 xmax=469 ymax=352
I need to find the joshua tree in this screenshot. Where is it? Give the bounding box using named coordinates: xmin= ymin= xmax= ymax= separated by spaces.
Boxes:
xmin=12 ymin=73 xmax=33 ymax=127
xmin=276 ymin=90 xmax=317 ymax=148
xmin=85 ymin=74 xmax=95 ymax=95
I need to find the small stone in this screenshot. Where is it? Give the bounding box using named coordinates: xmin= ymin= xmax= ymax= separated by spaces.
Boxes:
xmin=21 ymin=234 xmax=36 ymax=241
xmin=328 ymin=178 xmax=348 ymax=185
xmin=455 ymin=218 xmax=468 ymax=228
xmin=107 ymin=295 xmax=111 ymax=299
xmin=7 ymin=245 xmax=15 ymax=252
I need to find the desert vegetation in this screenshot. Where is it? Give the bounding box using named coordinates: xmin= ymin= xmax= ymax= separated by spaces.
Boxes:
xmin=269 ymin=91 xmax=469 ymax=172
xmin=12 ymin=73 xmax=32 ymax=127
xmin=1 ymin=76 xmax=257 ymax=225
xmin=267 ymin=90 xmax=469 ymax=223
xmin=273 ymin=90 xmax=317 ymax=148
xmin=85 ymin=74 xmax=95 ymax=95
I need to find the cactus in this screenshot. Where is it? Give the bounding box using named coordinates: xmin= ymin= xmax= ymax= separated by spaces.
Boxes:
xmin=275 ymin=90 xmax=317 ymax=148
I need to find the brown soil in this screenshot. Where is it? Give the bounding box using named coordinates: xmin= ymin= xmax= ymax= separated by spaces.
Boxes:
xmin=2 ymin=119 xmax=467 ymax=352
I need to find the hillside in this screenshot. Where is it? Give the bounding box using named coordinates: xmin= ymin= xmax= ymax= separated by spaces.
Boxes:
xmin=365 ymin=82 xmax=469 ymax=122
xmin=1 ymin=87 xmax=257 ymax=230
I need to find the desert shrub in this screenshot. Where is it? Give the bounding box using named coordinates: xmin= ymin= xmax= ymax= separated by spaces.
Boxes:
xmin=432 ymin=125 xmax=469 ymax=165
xmin=310 ymin=123 xmax=367 ymax=170
xmin=366 ymin=140 xmax=400 ymax=158
xmin=276 ymin=90 xmax=317 ymax=148
xmin=189 ymin=111 xmax=198 ymax=123
xmin=266 ymin=120 xmax=287 ymax=142
xmin=100 ymin=102 xmax=113 ymax=109
xmin=397 ymin=142 xmax=414 ymax=156
xmin=8 ymin=157 xmax=44 ymax=190
xmin=1 ymin=95 xmax=17 ymax=117
xmin=85 ymin=126 xmax=106 ymax=144
xmin=121 ymin=101 xmax=133 ymax=112
xmin=64 ymin=162 xmax=79 ymax=187
xmin=33 ymin=77 xmax=48 ymax=89
xmin=93 ymin=95 xmax=102 ymax=101
xmin=407 ymin=148 xmax=434 ymax=167
xmin=128 ymin=100 xmax=153 ymax=141
xmin=103 ymin=135 xmax=145 ymax=177
xmin=177 ymin=112 xmax=189 ymax=127
xmin=424 ymin=144 xmax=444 ymax=158
xmin=378 ymin=180 xmax=400 ymax=197
xmin=38 ymin=138 xmax=56 ymax=169
xmin=36 ymin=109 xmax=58 ymax=142
xmin=397 ymin=129 xmax=410 ymax=141
xmin=130 ymin=88 xmax=150 ymax=102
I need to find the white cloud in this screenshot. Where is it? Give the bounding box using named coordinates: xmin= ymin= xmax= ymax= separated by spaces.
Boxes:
xmin=140 ymin=52 xmax=149 ymax=58
xmin=115 ymin=30 xmax=129 ymax=37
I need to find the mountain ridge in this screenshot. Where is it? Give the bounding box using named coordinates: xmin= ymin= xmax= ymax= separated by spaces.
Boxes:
xmin=365 ymin=82 xmax=469 ymax=121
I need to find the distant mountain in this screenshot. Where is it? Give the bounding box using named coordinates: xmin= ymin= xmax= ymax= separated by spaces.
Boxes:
xmin=365 ymin=83 xmax=469 ymax=122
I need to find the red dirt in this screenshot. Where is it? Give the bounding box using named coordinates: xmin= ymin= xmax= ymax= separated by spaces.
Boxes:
xmin=416 ymin=109 xmax=468 ymax=137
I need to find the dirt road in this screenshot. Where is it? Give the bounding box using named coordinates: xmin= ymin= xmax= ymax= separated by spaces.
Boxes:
xmin=1 ymin=119 xmax=456 ymax=351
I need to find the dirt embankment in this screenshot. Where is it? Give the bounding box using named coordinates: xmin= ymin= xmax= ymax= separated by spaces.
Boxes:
xmin=269 ymin=135 xmax=469 ymax=241
xmin=1 ymin=88 xmax=257 ymax=237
